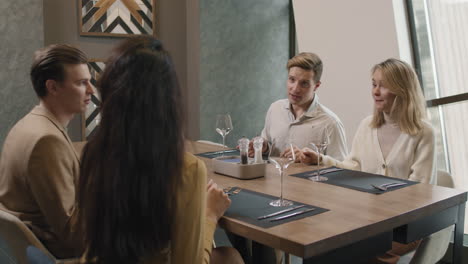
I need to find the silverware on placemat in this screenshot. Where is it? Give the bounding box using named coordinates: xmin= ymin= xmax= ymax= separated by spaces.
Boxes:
xmin=257 ymin=205 xmax=306 ymax=220
xmin=270 ymin=208 xmax=316 ymax=222
xmin=209 ymin=149 xmax=238 ymax=156
xmin=223 ymin=187 xmax=242 ymax=196
xmin=307 ymin=167 xmax=343 ymax=177
xmin=371 ymin=182 xmax=408 ymax=191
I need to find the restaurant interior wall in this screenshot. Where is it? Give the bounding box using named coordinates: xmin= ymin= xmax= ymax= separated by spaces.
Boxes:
xmin=43 ymin=0 xmax=190 ymax=141
xmin=292 ymin=0 xmax=412 ymax=148
xmin=0 ymin=0 xmax=44 ymax=147
xmin=199 ymin=0 xmax=290 ymax=147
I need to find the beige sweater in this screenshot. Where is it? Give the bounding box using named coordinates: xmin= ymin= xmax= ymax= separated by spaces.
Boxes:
xmin=322 ymin=115 xmax=437 ymax=184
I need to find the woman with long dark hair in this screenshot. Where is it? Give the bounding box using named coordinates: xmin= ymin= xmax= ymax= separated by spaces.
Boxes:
xmin=77 ymin=36 xmax=241 ymax=263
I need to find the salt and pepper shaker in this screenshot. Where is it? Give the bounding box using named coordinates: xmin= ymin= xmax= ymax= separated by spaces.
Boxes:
xmin=253 ymin=136 xmax=264 ymax=164
xmin=238 ymin=137 xmax=250 ymax=164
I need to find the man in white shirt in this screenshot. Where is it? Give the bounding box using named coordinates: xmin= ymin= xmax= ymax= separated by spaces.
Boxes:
xmin=253 ymin=52 xmax=348 ymax=161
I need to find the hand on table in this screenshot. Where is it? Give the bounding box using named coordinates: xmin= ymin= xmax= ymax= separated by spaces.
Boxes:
xmin=280 ymin=145 xmax=302 ymax=163
xmin=206 ymin=179 xmax=231 ymax=223
xmin=300 ymin=147 xmax=320 ymax=165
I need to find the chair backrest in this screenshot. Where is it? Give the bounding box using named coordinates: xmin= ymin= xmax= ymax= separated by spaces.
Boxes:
xmin=0 ymin=209 xmax=56 ymax=264
xmin=437 ymin=170 xmax=454 ymax=188
xmin=409 ymin=170 xmax=454 ymax=264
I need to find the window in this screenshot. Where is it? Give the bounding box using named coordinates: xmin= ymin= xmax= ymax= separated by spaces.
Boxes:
xmin=407 ymin=0 xmax=468 ymax=230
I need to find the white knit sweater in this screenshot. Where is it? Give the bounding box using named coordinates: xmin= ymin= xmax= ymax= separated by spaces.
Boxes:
xmin=322 ymin=115 xmax=437 ymax=184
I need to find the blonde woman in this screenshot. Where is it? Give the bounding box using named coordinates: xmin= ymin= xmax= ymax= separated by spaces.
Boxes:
xmin=301 ymin=58 xmax=436 ymax=263
xmin=302 ymin=58 xmax=436 ymax=184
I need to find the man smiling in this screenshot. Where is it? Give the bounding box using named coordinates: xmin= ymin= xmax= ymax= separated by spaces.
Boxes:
xmin=259 ymin=52 xmax=348 ymax=161
xmin=0 ymin=44 xmax=93 ymax=258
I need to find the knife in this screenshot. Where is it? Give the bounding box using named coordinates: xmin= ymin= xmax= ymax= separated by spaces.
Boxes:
xmin=309 ymin=167 xmax=343 ymax=176
xmin=257 ymin=205 xmax=306 ymax=220
xmin=270 ymin=208 xmax=316 ymax=222
xmin=209 ymin=149 xmax=238 ymax=155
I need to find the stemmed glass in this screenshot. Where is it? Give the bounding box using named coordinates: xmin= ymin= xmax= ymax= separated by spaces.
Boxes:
xmin=309 ymin=128 xmax=330 ymax=182
xmin=268 ymin=138 xmax=295 ymax=207
xmin=215 ymin=114 xmax=233 ymax=155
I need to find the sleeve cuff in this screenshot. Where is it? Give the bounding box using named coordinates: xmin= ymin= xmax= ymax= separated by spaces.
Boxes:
xmin=321 ymin=155 xmax=337 ymax=167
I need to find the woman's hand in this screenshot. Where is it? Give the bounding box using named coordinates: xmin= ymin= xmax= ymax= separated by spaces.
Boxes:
xmin=206 ymin=180 xmax=231 ymax=223
xmin=300 ymin=147 xmax=320 ymax=165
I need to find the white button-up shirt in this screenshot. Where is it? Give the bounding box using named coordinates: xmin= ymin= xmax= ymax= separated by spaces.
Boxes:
xmin=261 ymin=96 xmax=348 ymax=160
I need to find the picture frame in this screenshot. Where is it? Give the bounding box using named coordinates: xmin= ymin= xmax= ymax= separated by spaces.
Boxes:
xmin=79 ymin=0 xmax=156 ymax=37
xmin=82 ymin=59 xmax=105 ymax=140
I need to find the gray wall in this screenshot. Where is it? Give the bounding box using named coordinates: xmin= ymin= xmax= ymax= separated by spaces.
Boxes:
xmin=1 ymin=0 xmax=289 ymax=147
xmin=199 ymin=0 xmax=290 ymax=147
xmin=0 ymin=0 xmax=44 ymax=146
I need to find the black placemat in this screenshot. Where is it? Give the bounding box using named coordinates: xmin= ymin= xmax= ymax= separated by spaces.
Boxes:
xmin=195 ymin=149 xmax=240 ymax=159
xmin=290 ymin=167 xmax=419 ymax=194
xmin=224 ymin=188 xmax=328 ymax=228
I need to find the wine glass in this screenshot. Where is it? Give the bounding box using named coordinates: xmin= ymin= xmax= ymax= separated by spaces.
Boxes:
xmin=268 ymin=138 xmax=295 ymax=207
xmin=309 ymin=128 xmax=330 ymax=182
xmin=215 ymin=114 xmax=233 ymax=155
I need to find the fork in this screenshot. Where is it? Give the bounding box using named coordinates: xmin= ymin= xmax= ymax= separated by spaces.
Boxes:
xmin=223 ymin=187 xmax=241 ymax=195
xmin=307 ymin=167 xmax=343 ymax=177
xmin=372 ymin=182 xmax=407 ymax=191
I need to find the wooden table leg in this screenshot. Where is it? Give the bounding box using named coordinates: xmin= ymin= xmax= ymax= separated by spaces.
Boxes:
xmin=285 ymin=253 xmax=291 ymax=264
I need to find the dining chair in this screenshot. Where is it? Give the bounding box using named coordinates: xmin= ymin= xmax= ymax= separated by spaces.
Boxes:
xmin=0 ymin=209 xmax=79 ymax=264
xmin=399 ymin=170 xmax=455 ymax=264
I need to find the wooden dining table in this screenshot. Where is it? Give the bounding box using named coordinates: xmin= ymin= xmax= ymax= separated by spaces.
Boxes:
xmin=187 ymin=141 xmax=467 ymax=264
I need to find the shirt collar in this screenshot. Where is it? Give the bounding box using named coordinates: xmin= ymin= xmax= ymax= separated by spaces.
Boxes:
xmin=283 ymin=95 xmax=320 ymax=118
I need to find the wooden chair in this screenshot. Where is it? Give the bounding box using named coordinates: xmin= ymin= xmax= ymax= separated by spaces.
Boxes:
xmin=0 ymin=210 xmax=79 ymax=264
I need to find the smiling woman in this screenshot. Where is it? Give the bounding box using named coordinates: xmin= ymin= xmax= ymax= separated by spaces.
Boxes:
xmin=301 ymin=57 xmax=436 ymax=264
xmin=303 ymin=58 xmax=435 ymax=181
xmin=371 ymin=69 xmax=396 ymax=114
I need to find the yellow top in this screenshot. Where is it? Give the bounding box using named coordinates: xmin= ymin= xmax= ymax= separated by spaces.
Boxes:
xmin=81 ymin=153 xmax=216 ymax=264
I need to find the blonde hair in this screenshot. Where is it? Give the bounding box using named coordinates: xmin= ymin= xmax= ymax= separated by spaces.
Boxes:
xmin=287 ymin=52 xmax=323 ymax=83
xmin=371 ymin=58 xmax=427 ymax=135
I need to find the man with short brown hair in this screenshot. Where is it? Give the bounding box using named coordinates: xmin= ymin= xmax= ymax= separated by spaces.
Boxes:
xmin=256 ymin=52 xmax=348 ymax=161
xmin=0 ymin=44 xmax=93 ymax=258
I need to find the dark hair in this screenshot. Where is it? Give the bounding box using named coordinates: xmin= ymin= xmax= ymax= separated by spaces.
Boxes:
xmin=77 ymin=36 xmax=185 ymax=263
xmin=286 ymin=52 xmax=323 ymax=83
xmin=30 ymin=44 xmax=88 ymax=97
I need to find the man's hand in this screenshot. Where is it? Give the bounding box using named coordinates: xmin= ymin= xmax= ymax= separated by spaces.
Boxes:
xmin=281 ymin=145 xmax=302 ymax=163
xmin=300 ymin=147 xmax=320 ymax=165
xmin=248 ymin=138 xmax=268 ymax=158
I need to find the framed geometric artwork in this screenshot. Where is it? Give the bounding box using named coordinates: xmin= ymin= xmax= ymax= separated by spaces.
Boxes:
xmin=79 ymin=0 xmax=156 ymax=37
xmin=82 ymin=59 xmax=104 ymax=140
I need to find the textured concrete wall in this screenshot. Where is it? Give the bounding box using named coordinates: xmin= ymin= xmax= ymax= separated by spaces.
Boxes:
xmin=199 ymin=0 xmax=289 ymax=147
xmin=0 ymin=0 xmax=44 ymax=147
